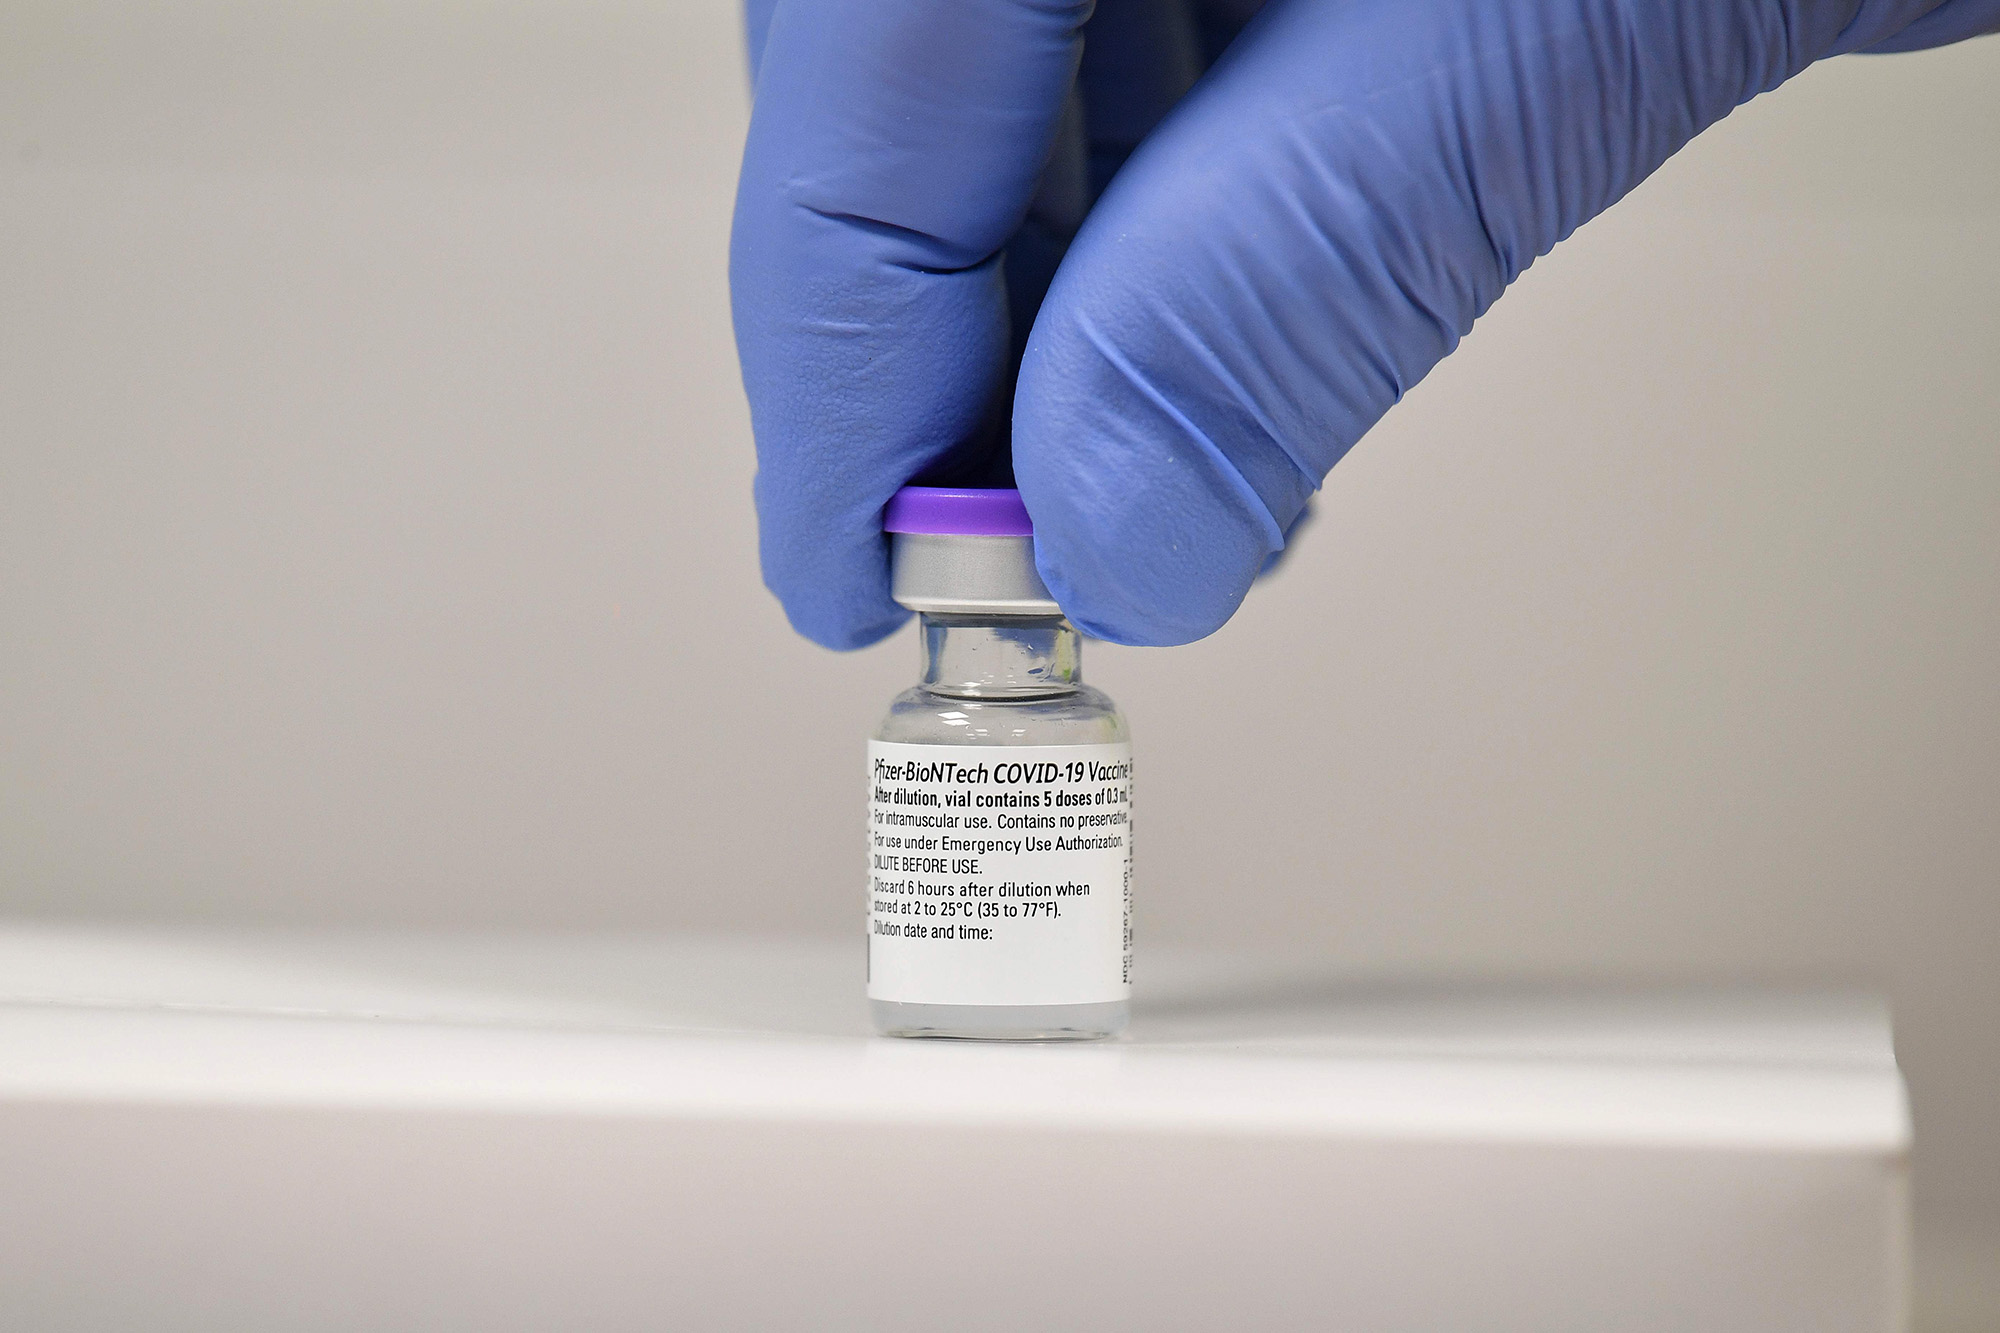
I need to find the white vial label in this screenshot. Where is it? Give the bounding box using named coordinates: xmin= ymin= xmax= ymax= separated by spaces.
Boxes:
xmin=868 ymin=741 xmax=1133 ymax=1007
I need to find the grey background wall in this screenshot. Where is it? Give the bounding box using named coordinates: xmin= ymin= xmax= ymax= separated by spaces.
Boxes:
xmin=3 ymin=0 xmax=1996 ymax=1307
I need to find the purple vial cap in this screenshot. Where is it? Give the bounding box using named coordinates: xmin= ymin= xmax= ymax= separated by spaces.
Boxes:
xmin=882 ymin=487 xmax=1035 ymax=537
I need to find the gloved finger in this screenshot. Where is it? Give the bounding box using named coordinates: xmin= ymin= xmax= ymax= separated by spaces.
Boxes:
xmin=731 ymin=0 xmax=1089 ymax=649
xmin=1075 ymin=0 xmax=1305 ymax=596
xmin=1014 ymin=0 xmax=1996 ymax=646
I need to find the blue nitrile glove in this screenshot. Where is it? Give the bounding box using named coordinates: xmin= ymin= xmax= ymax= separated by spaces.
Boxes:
xmin=732 ymin=0 xmax=2000 ymax=649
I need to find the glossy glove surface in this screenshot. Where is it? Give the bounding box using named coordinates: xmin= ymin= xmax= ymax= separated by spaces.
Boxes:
xmin=732 ymin=0 xmax=2000 ymax=648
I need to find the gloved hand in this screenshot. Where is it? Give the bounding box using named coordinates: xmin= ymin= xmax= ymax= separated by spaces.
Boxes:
xmin=731 ymin=0 xmax=1999 ymax=649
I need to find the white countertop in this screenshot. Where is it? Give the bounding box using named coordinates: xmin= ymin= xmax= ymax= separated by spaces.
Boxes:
xmin=0 ymin=924 xmax=1906 ymax=1151
xmin=0 ymin=925 xmax=1913 ymax=1332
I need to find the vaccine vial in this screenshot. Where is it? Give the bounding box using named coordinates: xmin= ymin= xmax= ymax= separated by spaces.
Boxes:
xmin=869 ymin=487 xmax=1132 ymax=1040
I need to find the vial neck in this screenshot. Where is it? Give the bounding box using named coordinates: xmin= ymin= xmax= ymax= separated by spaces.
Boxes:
xmin=920 ymin=614 xmax=1081 ymax=699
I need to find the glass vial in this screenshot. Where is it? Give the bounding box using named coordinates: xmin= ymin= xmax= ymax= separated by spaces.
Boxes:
xmin=869 ymin=488 xmax=1132 ymax=1040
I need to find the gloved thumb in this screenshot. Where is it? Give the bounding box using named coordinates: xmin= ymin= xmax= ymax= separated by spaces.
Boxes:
xmin=1014 ymin=0 xmax=2000 ymax=645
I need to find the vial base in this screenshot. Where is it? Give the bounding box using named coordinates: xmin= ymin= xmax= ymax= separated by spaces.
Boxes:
xmin=871 ymin=999 xmax=1127 ymax=1041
